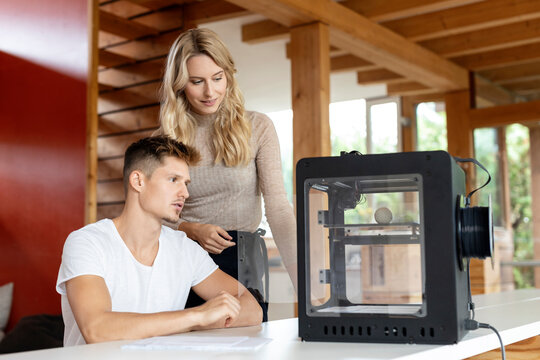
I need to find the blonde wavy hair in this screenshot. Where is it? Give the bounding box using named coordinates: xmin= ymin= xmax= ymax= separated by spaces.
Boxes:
xmin=159 ymin=28 xmax=251 ymax=166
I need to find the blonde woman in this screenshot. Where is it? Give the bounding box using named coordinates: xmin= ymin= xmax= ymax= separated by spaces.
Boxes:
xmin=159 ymin=28 xmax=296 ymax=321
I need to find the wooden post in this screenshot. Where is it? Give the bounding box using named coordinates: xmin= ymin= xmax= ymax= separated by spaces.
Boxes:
xmin=290 ymin=22 xmax=331 ymax=169
xmin=86 ymin=0 xmax=99 ymax=225
xmin=530 ymin=126 xmax=540 ymax=288
xmin=400 ymin=96 xmax=417 ymax=152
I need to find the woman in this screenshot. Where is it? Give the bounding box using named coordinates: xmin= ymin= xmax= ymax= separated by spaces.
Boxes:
xmin=158 ymin=28 xmax=297 ymax=321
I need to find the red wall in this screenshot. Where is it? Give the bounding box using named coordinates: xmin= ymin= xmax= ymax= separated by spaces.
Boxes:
xmin=0 ymin=0 xmax=88 ymax=329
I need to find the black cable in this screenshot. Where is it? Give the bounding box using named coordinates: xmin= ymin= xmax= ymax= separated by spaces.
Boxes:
xmin=465 ymin=320 xmax=506 ymax=360
xmin=453 ymin=157 xmax=491 ymax=206
xmin=466 ymin=260 xmax=475 ymax=320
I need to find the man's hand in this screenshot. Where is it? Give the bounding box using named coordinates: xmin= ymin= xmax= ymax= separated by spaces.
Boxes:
xmin=193 ymin=291 xmax=241 ymax=329
xmin=179 ymin=222 xmax=235 ymax=254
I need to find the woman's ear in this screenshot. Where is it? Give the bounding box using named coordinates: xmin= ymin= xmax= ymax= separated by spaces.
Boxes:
xmin=128 ymin=170 xmax=145 ymax=192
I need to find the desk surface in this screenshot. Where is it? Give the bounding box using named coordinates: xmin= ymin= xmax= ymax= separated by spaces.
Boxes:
xmin=4 ymin=289 xmax=540 ymax=360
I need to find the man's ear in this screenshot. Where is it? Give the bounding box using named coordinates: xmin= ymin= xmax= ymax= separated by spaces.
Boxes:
xmin=128 ymin=170 xmax=145 ymax=192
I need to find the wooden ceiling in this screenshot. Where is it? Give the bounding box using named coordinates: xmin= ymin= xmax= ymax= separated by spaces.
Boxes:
xmin=97 ymin=0 xmax=540 ymax=109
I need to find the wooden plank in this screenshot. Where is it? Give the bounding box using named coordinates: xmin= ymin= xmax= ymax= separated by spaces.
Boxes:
xmin=387 ymin=81 xmax=439 ymax=96
xmin=87 ymin=0 xmax=100 ymax=225
xmin=420 ymin=18 xmax=540 ymax=58
xmin=130 ymin=6 xmax=183 ymax=31
xmin=240 ymin=0 xmax=481 ymax=43
xmin=98 ymin=158 xmax=124 ymax=180
xmin=100 ymin=0 xmax=150 ymax=18
xmin=242 ymin=19 xmax=289 ymax=44
xmin=503 ymin=78 xmax=540 ymax=93
xmin=452 ymin=42 xmax=540 ymax=71
xmin=98 ymin=130 xmax=155 ymax=158
xmin=474 ymin=75 xmax=519 ymax=106
xmin=383 ymin=0 xmax=540 ymax=42
xmin=356 ymin=68 xmax=403 ymax=85
xmin=97 ymin=203 xmax=125 ymax=220
xmin=479 ymin=60 xmax=540 ymax=84
xmin=400 ymin=96 xmax=417 ymax=152
xmin=98 ymin=57 xmax=164 ymax=88
xmin=445 ymin=90 xmax=473 ymax=158
xmin=469 ymin=98 xmax=540 ymax=128
xmin=331 ymin=54 xmax=376 ymax=73
xmin=99 ymin=49 xmax=137 ymax=67
xmin=97 ymin=180 xmax=125 ymax=203
xmin=99 ymin=105 xmax=160 ymax=135
xmin=183 ymin=0 xmax=250 ymax=24
xmin=342 ymin=0 xmax=482 ymax=22
xmin=98 ymin=81 xmax=161 ymax=114
xmin=99 ymin=31 xmax=127 ymax=48
xmin=123 ymin=0 xmax=184 ymax=10
xmin=228 ymin=0 xmax=467 ymax=90
xmin=290 ymin=22 xmax=331 ymax=168
xmin=104 ymin=30 xmax=180 ymax=61
xmin=100 ymin=9 xmax=159 ymax=40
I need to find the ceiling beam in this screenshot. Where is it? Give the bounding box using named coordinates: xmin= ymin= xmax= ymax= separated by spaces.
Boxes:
xmin=356 ymin=69 xmax=404 ymax=85
xmin=99 ymin=49 xmax=137 ymax=67
xmin=420 ymin=17 xmax=540 ymax=57
xmin=123 ymin=0 xmax=186 ymax=11
xmin=478 ymin=60 xmax=540 ymax=84
xmin=383 ymin=0 xmax=540 ymax=42
xmin=469 ymin=99 xmax=540 ymax=128
xmin=229 ymin=0 xmax=468 ymax=91
xmin=100 ymin=9 xmax=159 ymax=40
xmin=387 ymin=81 xmax=439 ymax=96
xmin=241 ymin=0 xmax=483 ymax=43
xmin=452 ymin=42 xmax=540 ymax=70
xmin=183 ymin=0 xmax=250 ymax=24
xmin=331 ymin=55 xmax=376 ymax=73
xmin=342 ymin=0 xmax=482 ymax=22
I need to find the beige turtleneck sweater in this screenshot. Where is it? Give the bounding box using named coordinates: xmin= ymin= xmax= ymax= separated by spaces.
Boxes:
xmin=182 ymin=111 xmax=297 ymax=277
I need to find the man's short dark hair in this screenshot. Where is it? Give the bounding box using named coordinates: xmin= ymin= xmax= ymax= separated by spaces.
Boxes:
xmin=122 ymin=136 xmax=200 ymax=193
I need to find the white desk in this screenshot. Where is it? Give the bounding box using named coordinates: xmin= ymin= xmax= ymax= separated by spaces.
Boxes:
xmin=4 ymin=289 xmax=540 ymax=360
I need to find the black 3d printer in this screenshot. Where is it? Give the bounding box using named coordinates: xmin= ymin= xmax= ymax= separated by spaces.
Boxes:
xmin=296 ymin=151 xmax=495 ymax=345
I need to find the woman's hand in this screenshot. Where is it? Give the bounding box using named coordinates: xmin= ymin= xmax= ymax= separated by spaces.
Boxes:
xmin=179 ymin=222 xmax=234 ymax=254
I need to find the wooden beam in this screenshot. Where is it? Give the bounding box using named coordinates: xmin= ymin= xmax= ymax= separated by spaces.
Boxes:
xmin=452 ymin=42 xmax=540 ymax=71
xmin=290 ymin=22 xmax=331 ymax=166
xmin=229 ymin=0 xmax=468 ymax=91
xmin=97 ymin=129 xmax=155 ymax=158
xmin=99 ymin=105 xmax=160 ymax=136
xmin=469 ymin=99 xmax=540 ymax=128
xmin=99 ymin=9 xmax=159 ymax=40
xmin=98 ymin=57 xmax=164 ymax=88
xmin=356 ymin=68 xmax=404 ymax=85
xmin=242 ymin=19 xmax=289 ymax=44
xmin=421 ymin=17 xmax=540 ymax=58
xmin=387 ymin=81 xmax=439 ymax=96
xmin=474 ymin=75 xmax=520 ymax=106
xmin=241 ymin=0 xmax=481 ymax=43
xmin=103 ymin=30 xmax=181 ymax=62
xmin=383 ymin=0 xmax=540 ymax=42
xmin=479 ymin=60 xmax=540 ymax=84
xmin=98 ymin=81 xmax=161 ymax=114
xmin=130 ymin=6 xmax=183 ymax=31
xmin=99 ymin=31 xmax=127 ymax=48
xmin=123 ymin=0 xmax=184 ymax=11
xmin=342 ymin=0 xmax=482 ymax=22
xmin=445 ymin=90 xmax=473 ymax=158
xmin=99 ymin=49 xmax=137 ymax=67
xmin=183 ymin=0 xmax=250 ymax=24
xmin=100 ymin=0 xmax=150 ymax=18
xmin=87 ymin=0 xmax=100 ymax=225
xmin=503 ymin=78 xmax=540 ymax=94
xmin=400 ymin=96 xmax=417 ymax=152
xmin=331 ymin=54 xmax=376 ymax=73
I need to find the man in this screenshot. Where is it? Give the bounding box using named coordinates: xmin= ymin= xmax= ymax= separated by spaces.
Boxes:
xmin=56 ymin=136 xmax=262 ymax=346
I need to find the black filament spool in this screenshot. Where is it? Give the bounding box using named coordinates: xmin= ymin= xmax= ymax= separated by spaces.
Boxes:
xmin=456 ymin=195 xmax=494 ymax=270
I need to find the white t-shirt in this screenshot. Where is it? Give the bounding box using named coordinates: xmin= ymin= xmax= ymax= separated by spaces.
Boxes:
xmin=56 ymin=219 xmax=218 ymax=346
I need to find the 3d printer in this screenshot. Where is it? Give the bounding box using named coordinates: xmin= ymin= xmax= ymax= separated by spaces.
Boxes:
xmin=296 ymin=151 xmax=493 ymax=345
